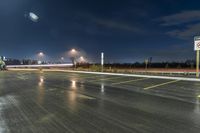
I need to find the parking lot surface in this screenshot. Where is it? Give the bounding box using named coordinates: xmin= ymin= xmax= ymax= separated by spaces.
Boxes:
xmin=0 ymin=71 xmax=200 ymax=133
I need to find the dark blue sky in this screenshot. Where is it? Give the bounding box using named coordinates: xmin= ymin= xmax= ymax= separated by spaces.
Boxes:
xmin=0 ymin=0 xmax=200 ymax=62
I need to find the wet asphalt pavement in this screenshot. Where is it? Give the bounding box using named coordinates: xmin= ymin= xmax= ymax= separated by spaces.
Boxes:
xmin=0 ymin=71 xmax=200 ymax=133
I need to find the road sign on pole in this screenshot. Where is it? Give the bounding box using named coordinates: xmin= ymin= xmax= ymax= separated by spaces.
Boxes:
xmin=194 ymin=36 xmax=200 ymax=78
xmin=195 ymin=36 xmax=200 ymax=51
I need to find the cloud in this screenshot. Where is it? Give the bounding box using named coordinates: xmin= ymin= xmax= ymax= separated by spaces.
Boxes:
xmin=159 ymin=10 xmax=200 ymax=26
xmin=158 ymin=10 xmax=200 ymax=39
xmin=146 ymin=44 xmax=194 ymax=61
xmin=78 ymin=12 xmax=145 ymax=34
xmin=166 ymin=23 xmax=200 ymax=39
xmin=93 ymin=18 xmax=144 ymax=33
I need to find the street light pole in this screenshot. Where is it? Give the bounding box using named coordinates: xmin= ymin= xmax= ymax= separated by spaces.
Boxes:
xmin=38 ymin=52 xmax=44 ymax=64
xmin=70 ymin=49 xmax=77 ymax=69
xmin=37 ymin=52 xmax=44 ymax=72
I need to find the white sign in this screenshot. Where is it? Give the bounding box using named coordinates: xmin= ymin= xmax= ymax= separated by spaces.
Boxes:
xmin=194 ymin=36 xmax=200 ymax=51
xmin=101 ymin=52 xmax=104 ymax=66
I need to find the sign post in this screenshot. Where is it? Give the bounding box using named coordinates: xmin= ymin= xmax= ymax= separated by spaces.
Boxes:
xmin=101 ymin=52 xmax=104 ymax=72
xmin=197 ymin=50 xmax=199 ymax=78
xmin=145 ymin=59 xmax=148 ymax=70
xmin=194 ymin=36 xmax=200 ymax=78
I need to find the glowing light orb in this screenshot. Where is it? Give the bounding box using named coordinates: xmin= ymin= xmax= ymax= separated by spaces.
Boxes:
xmin=29 ymin=12 xmax=39 ymax=22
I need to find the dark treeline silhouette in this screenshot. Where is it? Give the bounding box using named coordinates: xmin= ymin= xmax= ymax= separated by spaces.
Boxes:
xmin=5 ymin=59 xmax=38 ymax=65
xmin=103 ymin=62 xmax=194 ymax=69
xmin=5 ymin=58 xmax=69 ymax=65
xmin=5 ymin=58 xmax=196 ymax=69
xmin=77 ymin=59 xmax=196 ymax=69
xmin=106 ymin=61 xmax=195 ymax=69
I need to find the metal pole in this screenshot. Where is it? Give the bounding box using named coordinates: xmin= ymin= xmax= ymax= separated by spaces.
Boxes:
xmin=145 ymin=62 xmax=148 ymax=70
xmin=196 ymin=50 xmax=199 ymax=78
xmin=145 ymin=59 xmax=148 ymax=70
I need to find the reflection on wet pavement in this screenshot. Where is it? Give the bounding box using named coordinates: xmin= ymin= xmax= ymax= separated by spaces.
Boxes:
xmin=0 ymin=71 xmax=200 ymax=133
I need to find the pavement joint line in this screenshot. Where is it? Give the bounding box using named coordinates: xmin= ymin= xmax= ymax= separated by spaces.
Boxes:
xmin=111 ymin=78 xmax=148 ymax=85
xmin=143 ymin=80 xmax=181 ymax=90
xmin=68 ymin=74 xmax=101 ymax=79
xmin=89 ymin=76 xmax=122 ymax=82
xmin=81 ymin=75 xmax=102 ymax=79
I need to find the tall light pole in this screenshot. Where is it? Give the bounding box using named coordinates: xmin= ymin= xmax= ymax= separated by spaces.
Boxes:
xmin=37 ymin=52 xmax=44 ymax=71
xmin=70 ymin=49 xmax=78 ymax=69
xmin=38 ymin=52 xmax=44 ymax=64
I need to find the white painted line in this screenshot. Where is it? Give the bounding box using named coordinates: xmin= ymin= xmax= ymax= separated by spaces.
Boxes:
xmin=112 ymin=78 xmax=148 ymax=85
xmin=89 ymin=76 xmax=122 ymax=82
xmin=77 ymin=94 xmax=95 ymax=100
xmin=134 ymin=71 xmax=196 ymax=74
xmin=143 ymin=80 xmax=180 ymax=90
xmin=42 ymin=70 xmax=200 ymax=82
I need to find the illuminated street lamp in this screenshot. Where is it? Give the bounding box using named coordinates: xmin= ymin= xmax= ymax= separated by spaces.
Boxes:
xmin=37 ymin=52 xmax=45 ymax=64
xmin=61 ymin=57 xmax=64 ymax=63
xmin=80 ymin=56 xmax=85 ymax=62
xmin=71 ymin=49 xmax=76 ymax=53
xmin=38 ymin=52 xmax=44 ymax=57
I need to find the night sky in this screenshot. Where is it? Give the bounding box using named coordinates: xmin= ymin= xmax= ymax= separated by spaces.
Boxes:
xmin=0 ymin=0 xmax=200 ymax=63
